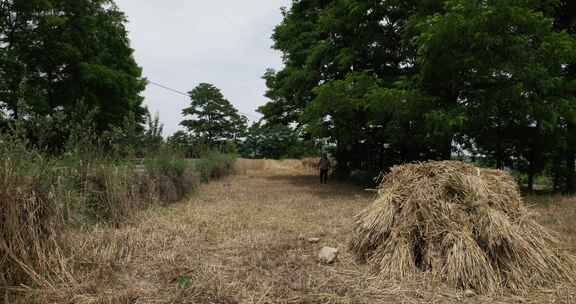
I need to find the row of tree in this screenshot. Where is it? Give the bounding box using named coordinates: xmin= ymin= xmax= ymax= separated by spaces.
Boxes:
xmin=7 ymin=0 xmax=575 ymax=191
xmin=169 ymin=83 xmax=317 ymax=159
xmin=0 ymin=0 xmax=314 ymax=159
xmin=259 ymin=0 xmax=576 ymax=192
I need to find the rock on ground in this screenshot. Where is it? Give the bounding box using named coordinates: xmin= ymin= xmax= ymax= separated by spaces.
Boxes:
xmin=318 ymin=247 xmax=338 ymax=264
xmin=464 ymin=289 xmax=476 ymax=297
xmin=308 ymin=237 xmax=320 ymax=243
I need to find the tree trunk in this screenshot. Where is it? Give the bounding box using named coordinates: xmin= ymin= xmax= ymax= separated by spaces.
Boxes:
xmin=442 ymin=135 xmax=453 ymax=160
xmin=566 ymin=123 xmax=576 ymax=193
xmin=334 ymin=142 xmax=351 ymax=180
xmin=496 ymin=141 xmax=503 ymax=169
xmin=378 ymin=144 xmax=385 ymax=172
xmin=527 ymin=169 xmax=534 ymax=193
xmin=566 ymin=151 xmax=575 ymax=193
xmin=526 ymin=130 xmax=537 ymax=193
xmin=553 ymin=155 xmax=562 ymax=192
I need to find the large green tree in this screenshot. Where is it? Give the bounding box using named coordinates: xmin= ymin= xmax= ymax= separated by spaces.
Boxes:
xmin=410 ymin=0 xmax=576 ymax=190
xmin=551 ymin=0 xmax=576 ymax=192
xmin=0 ymin=0 xmax=146 ymax=135
xmin=264 ymin=0 xmax=576 ymax=187
xmin=181 ymin=83 xmax=248 ymax=149
xmin=263 ymin=0 xmax=422 ymax=175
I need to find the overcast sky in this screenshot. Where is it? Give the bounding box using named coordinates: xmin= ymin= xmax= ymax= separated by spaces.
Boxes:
xmin=114 ymin=0 xmax=292 ymax=135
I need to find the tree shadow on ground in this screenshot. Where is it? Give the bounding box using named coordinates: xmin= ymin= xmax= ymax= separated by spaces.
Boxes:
xmin=264 ymin=174 xmax=374 ymax=200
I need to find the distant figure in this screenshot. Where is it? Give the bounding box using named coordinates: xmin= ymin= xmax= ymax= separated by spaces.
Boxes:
xmin=319 ymin=154 xmax=331 ymax=184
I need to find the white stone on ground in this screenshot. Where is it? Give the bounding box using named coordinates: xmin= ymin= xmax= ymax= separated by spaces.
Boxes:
xmin=307 ymin=237 xmax=320 ymax=243
xmin=318 ymin=247 xmax=338 ymax=264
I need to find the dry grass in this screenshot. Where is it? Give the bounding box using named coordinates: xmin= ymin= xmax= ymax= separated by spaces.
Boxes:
xmin=235 ymin=158 xmax=318 ymax=176
xmin=0 ymin=158 xmax=67 ymax=295
xmin=9 ymin=160 xmax=576 ymax=304
xmin=1 ymin=155 xmax=203 ymax=298
xmin=350 ymin=161 xmax=576 ymax=294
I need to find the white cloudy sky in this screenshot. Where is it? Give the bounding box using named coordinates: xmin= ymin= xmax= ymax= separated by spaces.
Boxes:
xmin=114 ymin=1 xmax=292 ymax=135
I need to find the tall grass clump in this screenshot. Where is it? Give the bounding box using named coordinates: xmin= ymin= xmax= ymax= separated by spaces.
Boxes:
xmin=57 ymin=151 xmax=201 ymax=227
xmin=144 ymin=150 xmax=200 ymax=204
xmin=196 ymin=152 xmax=236 ymax=182
xmin=0 ymin=135 xmax=61 ymax=289
xmin=83 ymin=165 xmax=142 ymax=225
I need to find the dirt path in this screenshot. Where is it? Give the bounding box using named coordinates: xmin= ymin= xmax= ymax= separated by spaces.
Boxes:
xmin=39 ymin=164 xmax=576 ymax=304
xmin=56 ymin=168 xmax=379 ymax=304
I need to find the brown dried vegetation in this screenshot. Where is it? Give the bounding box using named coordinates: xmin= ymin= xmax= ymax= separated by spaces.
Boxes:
xmin=4 ymin=159 xmax=576 ymax=303
xmin=351 ymin=161 xmax=576 ymax=294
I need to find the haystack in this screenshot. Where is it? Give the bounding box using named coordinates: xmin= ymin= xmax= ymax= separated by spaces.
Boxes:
xmin=350 ymin=161 xmax=576 ymax=294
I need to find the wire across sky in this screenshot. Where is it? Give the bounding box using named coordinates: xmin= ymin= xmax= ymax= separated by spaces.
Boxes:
xmin=147 ymin=79 xmax=260 ymax=121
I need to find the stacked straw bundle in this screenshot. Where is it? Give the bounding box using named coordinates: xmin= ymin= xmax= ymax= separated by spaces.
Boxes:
xmin=350 ymin=161 xmax=576 ymax=294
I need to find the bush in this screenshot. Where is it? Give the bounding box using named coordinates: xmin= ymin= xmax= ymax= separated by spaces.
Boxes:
xmin=144 ymin=153 xmax=200 ymax=204
xmin=57 ymin=150 xmax=233 ymax=227
xmin=60 ymin=156 xmax=200 ymax=227
xmin=195 ymin=152 xmax=236 ymax=182
xmin=84 ymin=165 xmax=143 ymax=225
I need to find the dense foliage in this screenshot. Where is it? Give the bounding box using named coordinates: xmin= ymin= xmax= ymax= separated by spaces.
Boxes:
xmin=239 ymin=122 xmax=318 ymax=159
xmin=262 ymin=0 xmax=576 ymax=191
xmin=0 ymin=0 xmax=147 ymax=150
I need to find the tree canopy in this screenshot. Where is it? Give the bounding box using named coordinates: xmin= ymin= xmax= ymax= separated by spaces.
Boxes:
xmin=180 ymin=83 xmax=248 ymax=150
xmin=0 ymin=0 xmax=146 ymax=141
xmin=263 ymin=0 xmax=576 ymax=191
xmin=239 ymin=122 xmax=318 ymax=159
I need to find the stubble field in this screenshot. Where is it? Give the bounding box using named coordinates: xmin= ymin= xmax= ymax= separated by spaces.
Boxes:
xmin=20 ymin=159 xmax=576 ymax=304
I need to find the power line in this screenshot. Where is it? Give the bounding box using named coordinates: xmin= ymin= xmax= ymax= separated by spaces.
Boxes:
xmin=147 ymin=79 xmax=260 ymax=120
xmin=148 ymin=80 xmax=191 ymax=97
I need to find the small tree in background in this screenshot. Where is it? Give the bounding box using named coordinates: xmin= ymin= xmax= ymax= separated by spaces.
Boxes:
xmin=180 ymin=83 xmax=247 ymax=151
xmin=143 ymin=111 xmax=164 ymax=154
xmin=167 ymin=131 xmax=199 ymax=158
xmin=105 ymin=108 xmax=164 ymax=158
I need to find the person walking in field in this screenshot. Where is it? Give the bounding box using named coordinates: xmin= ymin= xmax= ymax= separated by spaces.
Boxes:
xmin=319 ymin=154 xmax=331 ymax=184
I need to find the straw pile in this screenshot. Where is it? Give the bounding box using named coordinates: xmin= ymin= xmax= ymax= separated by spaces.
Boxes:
xmin=350 ymin=161 xmax=576 ymax=294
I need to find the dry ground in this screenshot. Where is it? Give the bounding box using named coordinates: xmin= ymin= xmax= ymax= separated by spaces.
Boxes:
xmin=17 ymin=160 xmax=576 ymax=304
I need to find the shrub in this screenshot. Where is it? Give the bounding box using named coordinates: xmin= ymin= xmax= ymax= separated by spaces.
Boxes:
xmin=60 ymin=157 xmax=199 ymax=227
xmin=84 ymin=165 xmax=137 ymax=225
xmin=145 ymin=153 xmax=200 ymax=204
xmin=195 ymin=152 xmax=236 ymax=182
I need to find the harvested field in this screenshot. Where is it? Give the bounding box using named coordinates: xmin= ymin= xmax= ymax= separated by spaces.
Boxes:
xmin=234 ymin=158 xmax=319 ymax=175
xmin=13 ymin=159 xmax=576 ymax=304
